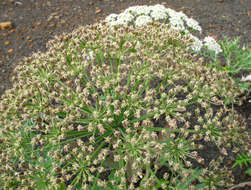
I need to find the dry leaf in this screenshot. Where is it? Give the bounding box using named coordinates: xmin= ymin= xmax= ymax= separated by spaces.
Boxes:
xmin=4 ymin=41 xmax=10 ymax=45
xmin=0 ymin=21 xmax=12 ymax=30
xmin=95 ymin=8 xmax=101 ymax=14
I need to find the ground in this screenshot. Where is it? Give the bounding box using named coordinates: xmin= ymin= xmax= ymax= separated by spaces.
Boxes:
xmin=0 ymin=0 xmax=251 ymax=189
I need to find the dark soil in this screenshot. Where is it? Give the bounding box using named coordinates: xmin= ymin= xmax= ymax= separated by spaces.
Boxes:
xmin=1 ymin=0 xmax=251 ymax=189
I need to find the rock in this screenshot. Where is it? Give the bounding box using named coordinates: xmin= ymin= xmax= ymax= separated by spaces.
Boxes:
xmin=47 ymin=15 xmax=53 ymax=22
xmin=0 ymin=21 xmax=12 ymax=30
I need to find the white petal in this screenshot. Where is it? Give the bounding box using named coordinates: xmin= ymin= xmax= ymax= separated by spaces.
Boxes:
xmin=241 ymin=74 xmax=251 ymax=82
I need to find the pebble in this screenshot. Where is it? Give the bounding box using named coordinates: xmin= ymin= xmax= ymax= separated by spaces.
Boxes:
xmin=8 ymin=49 xmax=14 ymax=53
xmin=0 ymin=21 xmax=12 ymax=30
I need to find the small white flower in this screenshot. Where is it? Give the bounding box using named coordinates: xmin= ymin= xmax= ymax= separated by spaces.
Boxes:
xmin=169 ymin=16 xmax=185 ymax=31
xmin=117 ymin=12 xmax=134 ymax=25
xmin=135 ymin=15 xmax=152 ymax=27
xmin=153 ymin=4 xmax=168 ymax=12
xmin=166 ymin=8 xmax=178 ymax=17
xmin=108 ymin=20 xmax=120 ymax=27
xmin=241 ymin=74 xmax=251 ymax=82
xmin=150 ymin=9 xmax=167 ymax=20
xmin=124 ymin=5 xmax=140 ymax=15
xmin=125 ymin=5 xmax=151 ymax=16
xmin=189 ymin=34 xmax=203 ymax=52
xmin=105 ymin=13 xmax=118 ymax=23
xmin=135 ymin=41 xmax=141 ymax=49
xmin=134 ymin=5 xmax=152 ymax=15
xmin=166 ymin=8 xmax=188 ymax=20
xmin=203 ymin=36 xmax=222 ymax=54
xmin=87 ymin=50 xmax=94 ymax=60
xmin=185 ymin=18 xmax=202 ymax=33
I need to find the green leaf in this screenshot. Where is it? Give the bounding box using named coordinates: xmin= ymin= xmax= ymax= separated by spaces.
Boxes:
xmin=224 ymin=96 xmax=231 ymax=105
xmin=36 ymin=180 xmax=48 ymax=190
xmin=57 ymin=183 xmax=66 ymax=190
xmin=127 ymin=48 xmax=137 ymax=53
xmin=233 ymin=154 xmax=251 ymax=168
xmin=79 ymin=40 xmax=87 ymax=49
xmin=194 ymin=183 xmax=208 ymax=190
xmin=238 ymin=82 xmax=250 ymax=92
xmin=245 ymin=168 xmax=251 ymax=175
xmin=65 ymin=55 xmax=72 ymax=66
xmin=119 ymin=38 xmax=126 ymax=51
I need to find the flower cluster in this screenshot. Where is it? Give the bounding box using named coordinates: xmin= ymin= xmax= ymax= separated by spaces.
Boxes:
xmin=135 ymin=15 xmax=152 ymax=27
xmin=105 ymin=4 xmax=224 ymax=54
xmin=203 ymin=36 xmax=223 ymax=54
xmin=189 ymin=34 xmax=203 ymax=52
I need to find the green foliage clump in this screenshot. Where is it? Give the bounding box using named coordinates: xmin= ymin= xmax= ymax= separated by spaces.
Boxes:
xmin=0 ymin=21 xmax=250 ymax=190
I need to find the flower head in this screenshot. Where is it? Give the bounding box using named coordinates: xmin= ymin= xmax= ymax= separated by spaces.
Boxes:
xmin=125 ymin=5 xmax=152 ymax=16
xmin=116 ymin=12 xmax=134 ymax=25
xmin=150 ymin=9 xmax=167 ymax=20
xmin=189 ymin=34 xmax=203 ymax=52
xmin=169 ymin=16 xmax=185 ymax=31
xmin=135 ymin=15 xmax=152 ymax=27
xmin=185 ymin=18 xmax=202 ymax=33
xmin=105 ymin=13 xmax=118 ymax=23
xmin=203 ymin=36 xmax=222 ymax=54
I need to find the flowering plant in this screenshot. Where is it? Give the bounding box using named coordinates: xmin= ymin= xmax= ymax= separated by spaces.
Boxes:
xmin=105 ymin=4 xmax=225 ymax=55
xmin=0 ymin=5 xmax=250 ymax=190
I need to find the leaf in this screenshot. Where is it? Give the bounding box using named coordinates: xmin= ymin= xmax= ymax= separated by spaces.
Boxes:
xmin=245 ymin=168 xmax=251 ymax=175
xmin=119 ymin=38 xmax=126 ymax=51
xmin=233 ymin=154 xmax=251 ymax=168
xmin=57 ymin=183 xmax=66 ymax=190
xmin=65 ymin=55 xmax=74 ymax=69
xmin=79 ymin=40 xmax=87 ymax=49
xmin=224 ymin=96 xmax=231 ymax=105
xmin=36 ymin=180 xmax=48 ymax=190
xmin=127 ymin=48 xmax=137 ymax=53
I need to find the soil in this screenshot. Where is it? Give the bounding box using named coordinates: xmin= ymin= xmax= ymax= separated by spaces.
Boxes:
xmin=0 ymin=0 xmax=251 ymax=189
